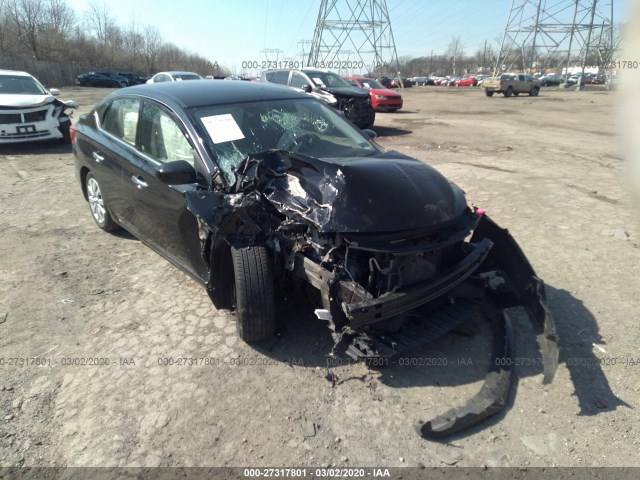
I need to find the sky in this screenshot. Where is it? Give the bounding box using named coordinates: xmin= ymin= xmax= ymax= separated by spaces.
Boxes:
xmin=66 ymin=0 xmax=633 ymax=75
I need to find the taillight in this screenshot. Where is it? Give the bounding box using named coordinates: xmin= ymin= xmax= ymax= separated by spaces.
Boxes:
xmin=70 ymin=125 xmax=77 ymax=144
xmin=500 ymin=80 xmax=504 ymax=86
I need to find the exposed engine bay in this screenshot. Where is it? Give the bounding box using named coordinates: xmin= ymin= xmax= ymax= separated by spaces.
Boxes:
xmin=185 ymin=149 xmax=559 ymax=438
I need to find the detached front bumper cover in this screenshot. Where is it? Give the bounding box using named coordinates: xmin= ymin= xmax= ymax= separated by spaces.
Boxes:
xmin=420 ymin=214 xmax=559 ymax=438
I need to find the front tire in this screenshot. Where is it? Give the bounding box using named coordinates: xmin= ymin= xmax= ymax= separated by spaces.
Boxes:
xmin=231 ymin=246 xmax=276 ymax=342
xmin=530 ymin=87 xmax=539 ymax=96
xmin=85 ymin=173 xmax=119 ymax=231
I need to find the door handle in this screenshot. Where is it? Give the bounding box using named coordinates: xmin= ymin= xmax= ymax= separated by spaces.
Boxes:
xmin=131 ymin=175 xmax=148 ymax=189
xmin=92 ymin=151 xmax=104 ymax=163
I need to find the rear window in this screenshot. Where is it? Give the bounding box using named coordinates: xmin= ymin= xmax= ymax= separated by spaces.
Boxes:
xmin=265 ymin=71 xmax=289 ymax=85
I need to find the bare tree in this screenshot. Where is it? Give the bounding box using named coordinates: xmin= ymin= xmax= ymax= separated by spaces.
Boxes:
xmin=445 ymin=35 xmax=464 ymax=75
xmin=142 ymin=25 xmax=162 ymax=73
xmin=0 ymin=0 xmax=13 ymax=54
xmin=123 ymin=18 xmax=144 ymax=68
xmin=7 ymin=0 xmax=52 ymax=59
xmin=44 ymin=0 xmax=77 ymax=59
xmin=84 ymin=0 xmax=114 ymax=48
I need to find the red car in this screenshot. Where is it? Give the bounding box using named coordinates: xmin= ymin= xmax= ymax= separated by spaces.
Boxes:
xmin=344 ymin=76 xmax=403 ymax=112
xmin=455 ymin=76 xmax=478 ymax=87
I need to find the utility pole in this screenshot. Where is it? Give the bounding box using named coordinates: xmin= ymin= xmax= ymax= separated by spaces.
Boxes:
xmin=297 ymin=40 xmax=312 ymax=67
xmin=482 ymin=40 xmax=487 ymax=72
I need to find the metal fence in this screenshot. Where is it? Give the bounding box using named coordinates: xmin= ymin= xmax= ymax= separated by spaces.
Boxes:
xmin=0 ymin=56 xmax=94 ymax=87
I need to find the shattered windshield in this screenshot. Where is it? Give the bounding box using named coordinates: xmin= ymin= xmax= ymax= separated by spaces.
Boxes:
xmin=191 ymin=98 xmax=377 ymax=184
xmin=304 ymin=71 xmax=353 ymax=89
xmin=0 ymin=75 xmax=47 ymax=95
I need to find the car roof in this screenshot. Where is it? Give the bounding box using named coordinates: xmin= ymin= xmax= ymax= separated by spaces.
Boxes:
xmin=158 ymin=71 xmax=200 ymax=76
xmin=0 ymin=69 xmax=32 ymax=77
xmin=114 ymin=80 xmax=309 ymax=109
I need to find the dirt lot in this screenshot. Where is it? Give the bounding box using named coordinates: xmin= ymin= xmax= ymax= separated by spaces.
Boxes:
xmin=1 ymin=85 xmax=638 ymax=470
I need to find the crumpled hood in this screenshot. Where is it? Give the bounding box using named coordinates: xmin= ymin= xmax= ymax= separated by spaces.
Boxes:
xmin=0 ymin=94 xmax=55 ymax=108
xmin=242 ymin=150 xmax=468 ymax=233
xmin=323 ymin=86 xmax=370 ymax=99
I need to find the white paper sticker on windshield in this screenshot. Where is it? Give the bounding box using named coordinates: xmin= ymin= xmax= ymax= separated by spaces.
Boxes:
xmin=312 ymin=78 xmax=326 ymax=87
xmin=201 ymin=114 xmax=245 ymax=144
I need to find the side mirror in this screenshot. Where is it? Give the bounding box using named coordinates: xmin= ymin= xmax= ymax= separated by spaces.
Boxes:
xmin=156 ymin=160 xmax=196 ymax=185
xmin=362 ymin=129 xmax=377 ymax=139
xmin=49 ymin=88 xmax=60 ymax=96
xmin=302 ymin=84 xmax=313 ymax=93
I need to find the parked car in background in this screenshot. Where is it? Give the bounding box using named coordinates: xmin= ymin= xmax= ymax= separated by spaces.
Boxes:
xmin=375 ymin=76 xmax=393 ymax=88
xmin=390 ymin=78 xmax=413 ymax=88
xmin=93 ymin=71 xmax=129 ymax=87
xmin=116 ymin=72 xmax=149 ymax=85
xmin=584 ymin=74 xmax=605 ymax=85
xmin=475 ymin=74 xmax=490 ymax=87
xmin=412 ymin=76 xmax=432 ymax=86
xmin=76 ymin=72 xmax=126 ymax=88
xmin=455 ymin=76 xmax=478 ymax=87
xmin=147 ymin=71 xmax=203 ymax=83
xmin=539 ymin=73 xmax=564 ymax=86
xmin=72 ymin=79 xmax=558 ymax=438
xmin=0 ymin=69 xmax=78 ymax=144
xmin=344 ymin=76 xmax=403 ymax=112
xmin=261 ymin=68 xmax=375 ymax=128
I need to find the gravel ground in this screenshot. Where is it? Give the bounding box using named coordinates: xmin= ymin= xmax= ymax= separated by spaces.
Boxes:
xmin=0 ymin=85 xmax=638 ymax=470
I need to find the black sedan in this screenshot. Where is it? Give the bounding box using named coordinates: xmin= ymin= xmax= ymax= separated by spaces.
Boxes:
xmin=539 ymin=73 xmax=564 ymax=86
xmin=72 ymin=80 xmax=558 ymax=438
xmin=76 ymin=72 xmax=126 ymax=88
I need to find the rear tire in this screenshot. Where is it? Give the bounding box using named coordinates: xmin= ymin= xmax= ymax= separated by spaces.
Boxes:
xmin=485 ymin=90 xmax=494 ymax=97
xmin=504 ymin=87 xmax=513 ymax=98
xmin=231 ymin=245 xmax=276 ymax=342
xmin=85 ymin=173 xmax=119 ymax=232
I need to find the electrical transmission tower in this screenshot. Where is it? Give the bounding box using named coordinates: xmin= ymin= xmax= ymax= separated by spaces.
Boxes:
xmin=308 ymin=0 xmax=400 ymax=75
xmin=495 ymin=0 xmax=614 ymax=75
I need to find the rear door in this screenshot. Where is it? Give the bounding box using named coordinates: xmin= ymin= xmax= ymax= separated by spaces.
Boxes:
xmin=518 ymin=74 xmax=528 ymax=92
xmin=82 ymin=96 xmax=141 ymax=226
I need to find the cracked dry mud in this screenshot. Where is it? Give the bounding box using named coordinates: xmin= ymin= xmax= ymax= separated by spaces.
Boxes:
xmin=1 ymin=85 xmax=638 ymax=469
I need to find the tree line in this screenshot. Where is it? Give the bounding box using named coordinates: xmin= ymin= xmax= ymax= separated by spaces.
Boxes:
xmin=0 ymin=0 xmax=229 ymax=84
xmin=396 ymin=32 xmax=622 ymax=78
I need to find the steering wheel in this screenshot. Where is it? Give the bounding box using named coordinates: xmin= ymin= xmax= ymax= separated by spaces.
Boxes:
xmin=276 ymin=132 xmax=315 ymax=153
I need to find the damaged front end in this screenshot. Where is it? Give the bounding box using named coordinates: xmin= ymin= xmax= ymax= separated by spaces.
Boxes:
xmin=187 ymin=147 xmax=558 ymax=438
xmin=0 ymin=94 xmax=78 ymax=144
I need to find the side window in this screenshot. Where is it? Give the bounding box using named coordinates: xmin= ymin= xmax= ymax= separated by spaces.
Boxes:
xmin=519 ymin=74 xmax=525 ymax=81
xmin=101 ymin=97 xmax=140 ymax=145
xmin=138 ymin=101 xmax=195 ymax=165
xmin=290 ymin=71 xmax=307 ymax=88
